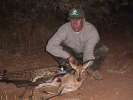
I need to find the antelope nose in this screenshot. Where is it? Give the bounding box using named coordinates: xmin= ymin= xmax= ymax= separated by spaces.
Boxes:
xmin=77 ymin=77 xmax=81 ymax=81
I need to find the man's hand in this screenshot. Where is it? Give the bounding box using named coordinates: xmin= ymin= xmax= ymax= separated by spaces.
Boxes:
xmin=68 ymin=56 xmax=78 ymax=65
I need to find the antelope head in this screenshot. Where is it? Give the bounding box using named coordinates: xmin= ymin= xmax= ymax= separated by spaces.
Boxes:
xmin=69 ymin=61 xmax=92 ymax=81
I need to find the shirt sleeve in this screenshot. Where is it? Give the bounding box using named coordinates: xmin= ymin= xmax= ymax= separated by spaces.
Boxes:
xmin=46 ymin=25 xmax=70 ymax=59
xmin=83 ymin=25 xmax=100 ymax=62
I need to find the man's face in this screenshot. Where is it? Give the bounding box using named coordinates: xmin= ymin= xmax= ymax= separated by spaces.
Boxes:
xmin=70 ymin=18 xmax=83 ymax=32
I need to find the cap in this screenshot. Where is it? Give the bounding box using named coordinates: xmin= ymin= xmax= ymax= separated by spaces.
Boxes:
xmin=69 ymin=8 xmax=84 ymax=19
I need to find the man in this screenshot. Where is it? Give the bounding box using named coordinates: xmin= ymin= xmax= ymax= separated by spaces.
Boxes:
xmin=46 ymin=8 xmax=108 ymax=80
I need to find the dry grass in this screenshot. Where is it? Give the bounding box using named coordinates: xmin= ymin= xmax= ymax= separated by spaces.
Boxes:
xmin=0 ymin=82 xmax=54 ymax=100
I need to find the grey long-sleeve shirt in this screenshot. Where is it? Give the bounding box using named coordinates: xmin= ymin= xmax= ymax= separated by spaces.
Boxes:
xmin=46 ymin=21 xmax=100 ymax=62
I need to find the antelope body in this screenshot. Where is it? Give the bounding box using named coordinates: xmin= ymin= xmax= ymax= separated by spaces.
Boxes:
xmin=35 ymin=61 xmax=92 ymax=96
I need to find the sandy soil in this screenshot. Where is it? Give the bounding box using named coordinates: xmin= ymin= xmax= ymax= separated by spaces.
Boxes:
xmin=0 ymin=29 xmax=133 ymax=100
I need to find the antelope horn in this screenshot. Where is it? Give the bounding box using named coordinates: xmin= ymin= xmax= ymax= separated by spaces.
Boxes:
xmin=69 ymin=62 xmax=77 ymax=70
xmin=83 ymin=60 xmax=94 ymax=69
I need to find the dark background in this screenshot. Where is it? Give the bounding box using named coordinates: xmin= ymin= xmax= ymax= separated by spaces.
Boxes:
xmin=0 ymin=0 xmax=132 ymax=54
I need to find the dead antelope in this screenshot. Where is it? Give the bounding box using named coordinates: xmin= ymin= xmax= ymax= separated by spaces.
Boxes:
xmin=34 ymin=61 xmax=92 ymax=99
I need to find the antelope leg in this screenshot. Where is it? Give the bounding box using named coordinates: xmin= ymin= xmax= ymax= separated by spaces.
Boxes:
xmin=45 ymin=87 xmax=64 ymax=100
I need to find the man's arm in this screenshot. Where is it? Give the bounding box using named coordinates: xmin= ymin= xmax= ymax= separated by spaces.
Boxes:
xmin=46 ymin=25 xmax=70 ymax=59
xmin=83 ymin=25 xmax=100 ymax=63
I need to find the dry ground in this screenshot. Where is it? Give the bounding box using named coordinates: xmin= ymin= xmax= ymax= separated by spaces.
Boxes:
xmin=0 ymin=29 xmax=133 ymax=100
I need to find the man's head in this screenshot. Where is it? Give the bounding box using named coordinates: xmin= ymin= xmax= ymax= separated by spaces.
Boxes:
xmin=69 ymin=8 xmax=85 ymax=32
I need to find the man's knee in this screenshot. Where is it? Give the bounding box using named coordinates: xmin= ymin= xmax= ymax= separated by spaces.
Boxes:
xmin=94 ymin=42 xmax=109 ymax=59
xmin=89 ymin=42 xmax=109 ymax=71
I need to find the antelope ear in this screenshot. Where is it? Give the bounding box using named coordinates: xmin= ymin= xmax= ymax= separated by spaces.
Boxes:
xmin=69 ymin=62 xmax=77 ymax=70
xmin=83 ymin=61 xmax=94 ymax=69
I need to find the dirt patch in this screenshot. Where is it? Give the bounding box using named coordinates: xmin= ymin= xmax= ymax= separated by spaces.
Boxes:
xmin=0 ymin=30 xmax=133 ymax=100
